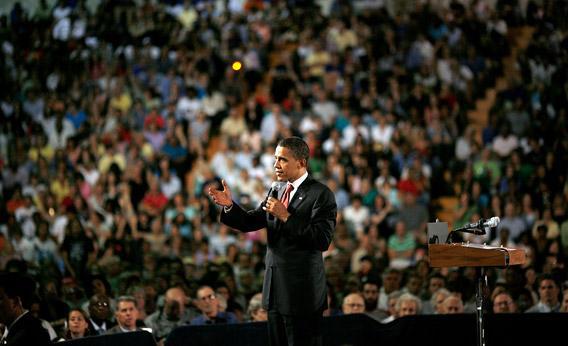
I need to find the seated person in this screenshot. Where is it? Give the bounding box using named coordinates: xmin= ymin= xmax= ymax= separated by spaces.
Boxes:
xmin=190 ymin=286 xmax=238 ymax=325
xmin=342 ymin=293 xmax=365 ymax=315
xmin=107 ymin=296 xmax=144 ymax=333
xmin=247 ymin=293 xmax=268 ymax=322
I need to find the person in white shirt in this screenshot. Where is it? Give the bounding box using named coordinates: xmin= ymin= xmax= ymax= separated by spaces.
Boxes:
xmin=525 ymin=275 xmax=561 ymax=313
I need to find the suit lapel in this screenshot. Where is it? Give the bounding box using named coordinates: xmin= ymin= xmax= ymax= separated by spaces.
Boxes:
xmin=288 ymin=188 xmax=306 ymax=210
xmin=288 ymin=176 xmax=312 ymax=211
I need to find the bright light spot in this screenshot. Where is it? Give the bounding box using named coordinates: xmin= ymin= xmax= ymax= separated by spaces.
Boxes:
xmin=232 ymin=61 xmax=242 ymax=71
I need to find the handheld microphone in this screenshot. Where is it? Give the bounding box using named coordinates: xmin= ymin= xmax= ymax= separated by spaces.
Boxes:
xmin=453 ymin=217 xmax=500 ymax=235
xmin=265 ymin=182 xmax=283 ymax=220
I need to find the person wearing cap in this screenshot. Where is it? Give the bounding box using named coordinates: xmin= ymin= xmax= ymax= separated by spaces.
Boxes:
xmin=0 ymin=273 xmax=51 ymax=346
xmin=209 ymin=137 xmax=337 ymax=346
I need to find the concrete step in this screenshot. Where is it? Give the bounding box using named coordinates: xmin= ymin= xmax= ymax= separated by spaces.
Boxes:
xmin=469 ymin=26 xmax=535 ymax=128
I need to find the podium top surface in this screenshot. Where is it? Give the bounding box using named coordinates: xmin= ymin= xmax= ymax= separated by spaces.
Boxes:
xmin=428 ymin=243 xmax=526 ymax=268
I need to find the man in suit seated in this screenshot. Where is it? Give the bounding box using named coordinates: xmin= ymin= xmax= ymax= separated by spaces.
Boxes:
xmin=0 ymin=272 xmax=51 ymax=346
xmin=107 ymin=296 xmax=143 ymax=334
xmin=87 ymin=293 xmax=116 ymax=335
xmin=190 ymin=286 xmax=238 ymax=325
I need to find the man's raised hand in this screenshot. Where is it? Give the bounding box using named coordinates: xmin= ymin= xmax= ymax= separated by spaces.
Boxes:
xmin=208 ymin=179 xmax=233 ymax=207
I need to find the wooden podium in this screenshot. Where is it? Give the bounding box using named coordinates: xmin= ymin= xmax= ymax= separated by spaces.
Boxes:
xmin=429 ymin=242 xmax=526 ymax=346
xmin=429 ymin=243 xmax=526 ymax=268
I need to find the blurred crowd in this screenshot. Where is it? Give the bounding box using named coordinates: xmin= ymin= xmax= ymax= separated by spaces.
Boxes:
xmin=1 ymin=0 xmax=568 ymax=343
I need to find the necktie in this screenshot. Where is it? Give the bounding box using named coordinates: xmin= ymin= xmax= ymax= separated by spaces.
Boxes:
xmin=281 ymin=183 xmax=294 ymax=208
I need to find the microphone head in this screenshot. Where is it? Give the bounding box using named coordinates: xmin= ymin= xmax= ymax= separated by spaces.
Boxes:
xmin=271 ymin=181 xmax=286 ymax=191
xmin=270 ymin=181 xmax=285 ymax=198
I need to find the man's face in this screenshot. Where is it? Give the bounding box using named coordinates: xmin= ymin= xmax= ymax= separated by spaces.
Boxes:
xmin=442 ymin=296 xmax=463 ymax=314
xmin=493 ymin=293 xmax=516 ymax=313
xmin=538 ymin=279 xmax=559 ymax=305
xmin=561 ymin=291 xmax=568 ymax=312
xmin=362 ymin=283 xmax=379 ymax=306
xmin=115 ymin=301 xmax=138 ymax=330
xmin=429 ymin=278 xmax=445 ymax=294
xmin=89 ymin=295 xmax=111 ymax=320
xmin=215 ymin=287 xmax=230 ymax=302
xmin=273 ymin=146 xmax=305 ymax=182
xmin=387 ymin=297 xmax=398 ymax=316
xmin=383 ymin=273 xmax=400 ymax=293
xmin=398 ymin=300 xmax=418 ymax=317
xmin=434 ymin=292 xmax=449 ymax=313
xmin=342 ymin=294 xmax=365 ymax=315
xmin=406 ymin=277 xmax=423 ymax=295
xmin=196 ymin=287 xmax=218 ymax=317
xmin=0 ymin=287 xmax=17 ymax=325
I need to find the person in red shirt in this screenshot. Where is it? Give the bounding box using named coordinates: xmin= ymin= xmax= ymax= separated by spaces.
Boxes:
xmin=140 ymin=177 xmax=168 ymax=216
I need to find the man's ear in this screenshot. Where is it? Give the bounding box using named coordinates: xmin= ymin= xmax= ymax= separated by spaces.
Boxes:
xmin=11 ymin=295 xmax=23 ymax=309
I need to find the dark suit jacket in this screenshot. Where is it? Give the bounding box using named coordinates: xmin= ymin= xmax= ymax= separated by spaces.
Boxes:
xmin=5 ymin=311 xmax=51 ymax=346
xmin=221 ymin=175 xmax=336 ymax=316
xmin=106 ymin=325 xmax=143 ymax=334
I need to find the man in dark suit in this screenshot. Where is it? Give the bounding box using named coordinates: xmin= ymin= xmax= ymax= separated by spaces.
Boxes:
xmin=106 ymin=296 xmax=143 ymax=334
xmin=209 ymin=137 xmax=337 ymax=346
xmin=87 ymin=293 xmax=116 ymax=335
xmin=0 ymin=273 xmax=51 ymax=346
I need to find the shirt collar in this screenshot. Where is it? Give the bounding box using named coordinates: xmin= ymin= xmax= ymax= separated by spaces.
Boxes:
xmin=89 ymin=318 xmax=106 ymax=331
xmin=289 ymin=171 xmax=308 ymax=191
xmin=7 ymin=310 xmax=29 ymax=335
xmin=119 ymin=325 xmax=136 ymax=333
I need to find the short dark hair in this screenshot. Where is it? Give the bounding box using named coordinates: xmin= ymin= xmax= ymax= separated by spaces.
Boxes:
xmin=277 ymin=137 xmax=309 ymax=163
xmin=537 ymin=273 xmax=558 ymax=288
xmin=0 ymin=272 xmax=36 ymax=308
